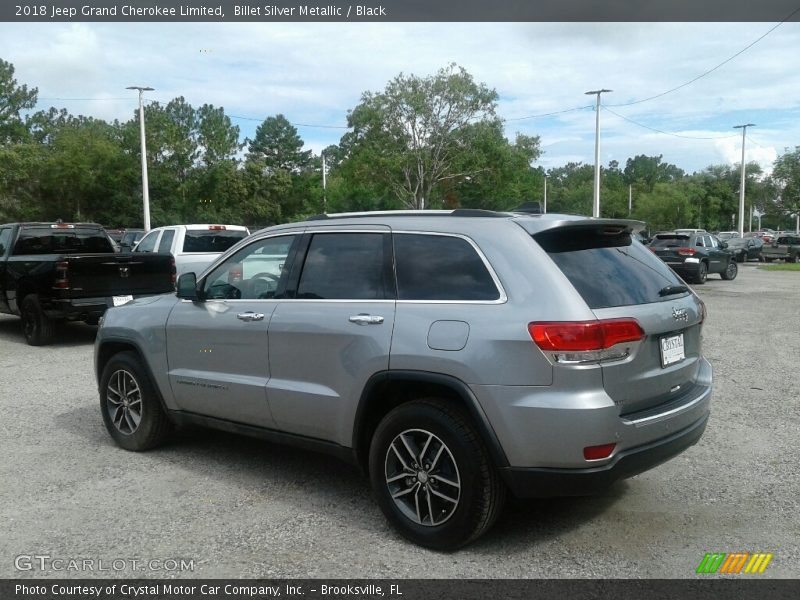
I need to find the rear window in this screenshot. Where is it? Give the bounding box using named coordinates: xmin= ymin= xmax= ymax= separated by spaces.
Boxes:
xmin=13 ymin=227 xmax=114 ymax=255
xmin=650 ymin=235 xmax=690 ymax=248
xmin=777 ymin=236 xmax=799 ymax=244
xmin=535 ymin=227 xmax=687 ymax=309
xmin=182 ymin=229 xmax=247 ymax=253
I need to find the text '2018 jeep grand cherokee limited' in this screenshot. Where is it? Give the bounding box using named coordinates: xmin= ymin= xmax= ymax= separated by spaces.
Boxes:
xmin=95 ymin=210 xmax=712 ymax=549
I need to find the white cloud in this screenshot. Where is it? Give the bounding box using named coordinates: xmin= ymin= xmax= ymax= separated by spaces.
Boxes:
xmin=1 ymin=21 xmax=799 ymax=173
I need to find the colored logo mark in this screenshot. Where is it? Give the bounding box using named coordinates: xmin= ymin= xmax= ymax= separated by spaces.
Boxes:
xmin=696 ymin=552 xmax=773 ymax=574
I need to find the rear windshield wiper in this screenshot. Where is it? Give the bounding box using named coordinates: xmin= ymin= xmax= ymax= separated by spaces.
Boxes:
xmin=659 ymin=284 xmax=690 ymax=297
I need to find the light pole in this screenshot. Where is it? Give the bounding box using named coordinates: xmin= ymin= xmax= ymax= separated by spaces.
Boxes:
xmin=322 ymin=152 xmax=327 ymax=214
xmin=543 ymin=175 xmax=547 ymax=214
xmin=585 ymin=89 xmax=612 ymax=218
xmin=733 ymin=123 xmax=755 ymax=238
xmin=127 ymin=86 xmax=154 ymax=231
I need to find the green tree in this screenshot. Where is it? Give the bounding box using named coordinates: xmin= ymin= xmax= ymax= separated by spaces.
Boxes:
xmin=344 ymin=63 xmax=499 ymax=209
xmin=247 ymin=114 xmax=311 ymax=172
xmin=771 ymin=147 xmax=800 ymax=221
xmin=0 ymin=58 xmax=38 ymax=144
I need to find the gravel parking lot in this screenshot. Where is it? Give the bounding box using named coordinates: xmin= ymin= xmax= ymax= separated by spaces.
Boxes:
xmin=1 ymin=263 xmax=798 ymax=579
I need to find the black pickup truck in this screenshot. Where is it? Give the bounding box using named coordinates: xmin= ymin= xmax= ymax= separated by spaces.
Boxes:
xmin=0 ymin=222 xmax=175 ymax=345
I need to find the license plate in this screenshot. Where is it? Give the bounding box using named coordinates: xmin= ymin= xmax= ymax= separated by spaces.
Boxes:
xmin=112 ymin=295 xmax=133 ymax=307
xmin=660 ymin=333 xmax=685 ymax=367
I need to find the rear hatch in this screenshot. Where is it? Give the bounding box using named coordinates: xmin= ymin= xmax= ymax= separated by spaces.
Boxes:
xmin=532 ymin=223 xmax=705 ymax=416
xmin=649 ymin=233 xmax=693 ymax=266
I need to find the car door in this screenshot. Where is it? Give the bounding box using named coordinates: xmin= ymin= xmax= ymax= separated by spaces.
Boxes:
xmin=165 ymin=232 xmax=302 ymax=428
xmin=266 ymin=228 xmax=396 ymax=445
xmin=705 ymin=235 xmax=727 ymax=274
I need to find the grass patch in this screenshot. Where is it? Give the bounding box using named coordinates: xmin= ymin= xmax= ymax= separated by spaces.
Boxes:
xmin=759 ymin=263 xmax=800 ymax=271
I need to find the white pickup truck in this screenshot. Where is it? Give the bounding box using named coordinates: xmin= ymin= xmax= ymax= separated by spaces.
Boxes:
xmin=132 ymin=224 xmax=250 ymax=277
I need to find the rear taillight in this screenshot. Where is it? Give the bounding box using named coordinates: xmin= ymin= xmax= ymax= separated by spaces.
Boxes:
xmin=677 ymin=247 xmax=697 ymax=256
xmin=53 ymin=261 xmax=70 ymax=290
xmin=528 ymin=319 xmax=644 ymax=364
xmin=170 ymin=257 xmax=176 ymax=287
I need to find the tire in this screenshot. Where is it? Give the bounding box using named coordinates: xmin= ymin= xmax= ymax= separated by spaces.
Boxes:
xmin=736 ymin=251 xmax=746 ymax=263
xmin=693 ymin=262 xmax=708 ymax=284
xmin=99 ymin=351 xmax=173 ymax=451
xmin=721 ymin=259 xmax=738 ymax=280
xmin=21 ymin=295 xmax=55 ymax=346
xmin=368 ymin=399 xmax=506 ymax=550
xmin=788 ymin=253 xmax=799 ymax=264
xmin=764 ymin=257 xmax=774 ymax=263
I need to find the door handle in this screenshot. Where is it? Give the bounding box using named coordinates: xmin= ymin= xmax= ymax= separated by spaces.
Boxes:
xmin=236 ymin=311 xmax=265 ymax=322
xmin=348 ymin=315 xmax=384 ymax=325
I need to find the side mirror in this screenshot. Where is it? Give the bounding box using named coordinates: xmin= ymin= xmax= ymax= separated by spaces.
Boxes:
xmin=720 ymin=241 xmax=728 ymax=249
xmin=176 ymin=272 xmax=201 ymax=300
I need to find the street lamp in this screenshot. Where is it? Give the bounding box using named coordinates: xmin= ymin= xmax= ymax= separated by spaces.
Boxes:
xmin=127 ymin=86 xmax=154 ymax=231
xmin=585 ymin=89 xmax=612 ymax=218
xmin=733 ymin=123 xmax=755 ymax=238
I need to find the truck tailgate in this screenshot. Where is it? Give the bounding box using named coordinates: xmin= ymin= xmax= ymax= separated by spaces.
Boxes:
xmin=64 ymin=253 xmax=175 ymax=297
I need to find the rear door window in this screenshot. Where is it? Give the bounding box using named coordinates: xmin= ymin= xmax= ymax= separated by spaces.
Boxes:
xmin=157 ymin=229 xmax=175 ymax=253
xmin=296 ymin=233 xmax=390 ymax=300
xmin=393 ymin=233 xmax=500 ymax=301
xmin=535 ymin=227 xmax=687 ymax=309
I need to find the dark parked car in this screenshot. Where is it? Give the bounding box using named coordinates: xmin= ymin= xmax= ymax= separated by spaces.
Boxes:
xmin=761 ymin=235 xmax=800 ymax=263
xmin=725 ymin=237 xmax=764 ymax=262
xmin=649 ymin=232 xmax=737 ymax=284
xmin=119 ymin=229 xmax=145 ymax=251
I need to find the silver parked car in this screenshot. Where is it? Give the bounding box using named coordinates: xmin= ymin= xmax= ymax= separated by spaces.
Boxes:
xmin=95 ymin=210 xmax=712 ymax=549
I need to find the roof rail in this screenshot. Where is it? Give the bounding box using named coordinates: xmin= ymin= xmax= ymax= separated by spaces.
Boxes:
xmin=306 ymin=209 xmax=508 ymax=221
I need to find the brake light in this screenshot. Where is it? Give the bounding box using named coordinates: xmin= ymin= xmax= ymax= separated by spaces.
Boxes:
xmin=528 ymin=319 xmax=644 ymax=352
xmin=584 ymin=443 xmax=616 ymax=461
xmin=677 ymin=247 xmax=697 ymax=256
xmin=170 ymin=257 xmax=176 ymax=287
xmin=53 ymin=261 xmax=70 ymax=290
xmin=50 ymin=223 xmax=74 ymax=229
xmin=208 ymin=225 xmax=227 ymax=231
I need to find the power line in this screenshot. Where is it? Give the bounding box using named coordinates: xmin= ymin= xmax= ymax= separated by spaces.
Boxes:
xmin=603 ymin=105 xmax=740 ymax=140
xmin=608 ymin=6 xmax=800 ymax=108
xmin=503 ymin=104 xmax=593 ymax=122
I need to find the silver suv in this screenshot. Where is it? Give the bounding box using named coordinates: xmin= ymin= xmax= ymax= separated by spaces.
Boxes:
xmin=95 ymin=210 xmax=712 ymax=549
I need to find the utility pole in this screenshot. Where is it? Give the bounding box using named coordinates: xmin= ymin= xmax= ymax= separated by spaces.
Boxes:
xmin=127 ymin=86 xmax=154 ymax=232
xmin=543 ymin=175 xmax=547 ymax=214
xmin=585 ymin=89 xmax=612 ymax=218
xmin=322 ymin=152 xmax=327 ymax=214
xmin=628 ymin=184 xmax=632 ymax=216
xmin=733 ymin=123 xmax=755 ymax=239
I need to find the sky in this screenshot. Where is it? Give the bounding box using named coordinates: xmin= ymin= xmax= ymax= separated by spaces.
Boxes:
xmin=1 ymin=21 xmax=799 ymax=176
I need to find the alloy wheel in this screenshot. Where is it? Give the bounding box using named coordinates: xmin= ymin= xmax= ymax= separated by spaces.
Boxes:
xmin=106 ymin=369 xmax=143 ymax=435
xmin=384 ymin=429 xmax=461 ymax=526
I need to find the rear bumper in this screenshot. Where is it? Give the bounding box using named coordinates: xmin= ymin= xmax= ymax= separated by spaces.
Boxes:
xmin=500 ymin=413 xmax=708 ymax=498
xmin=46 ymin=295 xmax=160 ymax=321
